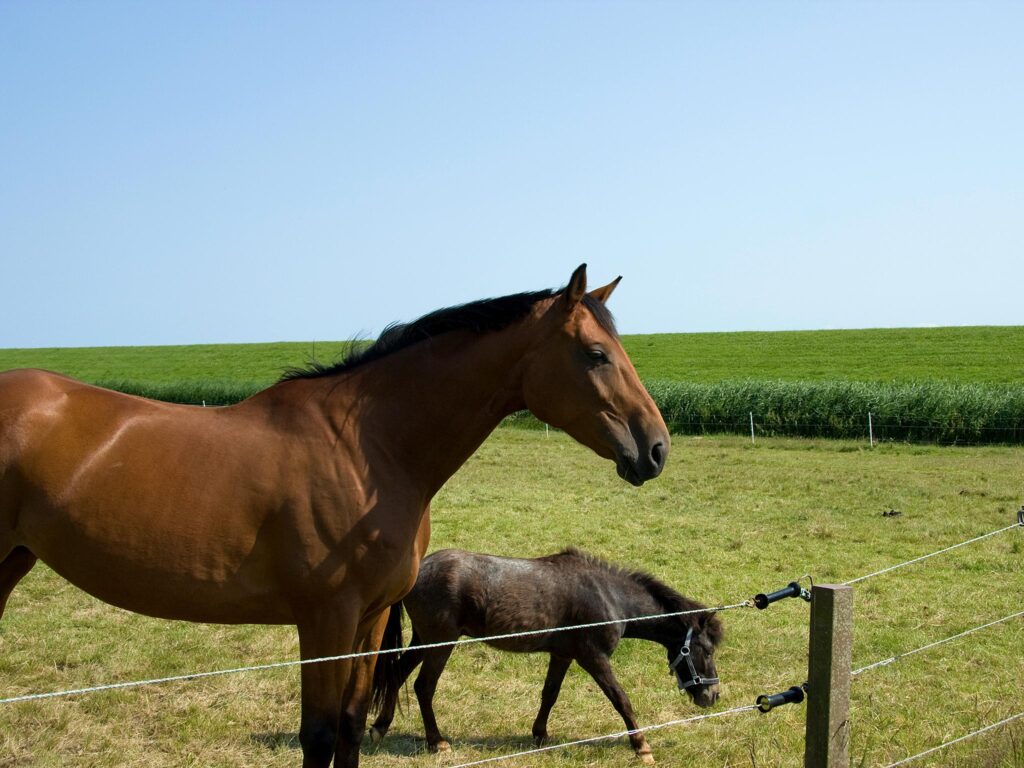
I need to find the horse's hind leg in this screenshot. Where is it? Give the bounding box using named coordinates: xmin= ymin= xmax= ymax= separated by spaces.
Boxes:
xmin=0 ymin=547 xmax=37 ymax=620
xmin=412 ymin=645 xmax=456 ymax=752
xmin=532 ymin=654 xmax=572 ymax=745
xmin=576 ymin=652 xmax=655 ymax=764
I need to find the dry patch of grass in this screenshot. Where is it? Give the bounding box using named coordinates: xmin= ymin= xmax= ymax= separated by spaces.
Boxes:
xmin=2 ymin=431 xmax=1023 ymax=767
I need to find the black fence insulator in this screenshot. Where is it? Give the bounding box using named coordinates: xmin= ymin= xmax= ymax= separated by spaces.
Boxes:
xmin=756 ymin=684 xmax=806 ymax=713
xmin=1018 ymin=505 xmax=1024 ymax=527
xmin=753 ymin=581 xmax=811 ymax=610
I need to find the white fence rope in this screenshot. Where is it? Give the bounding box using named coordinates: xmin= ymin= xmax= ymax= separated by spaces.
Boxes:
xmin=843 ymin=521 xmax=1022 ymax=585
xmin=446 ymin=704 xmax=760 ymax=768
xmin=882 ymin=709 xmax=1024 ymax=767
xmin=852 ymin=608 xmax=1024 ymax=676
xmin=0 ymin=601 xmax=752 ymax=706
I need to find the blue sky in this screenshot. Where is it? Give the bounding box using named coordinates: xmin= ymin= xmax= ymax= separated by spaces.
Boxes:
xmin=2 ymin=1 xmax=1022 ymax=348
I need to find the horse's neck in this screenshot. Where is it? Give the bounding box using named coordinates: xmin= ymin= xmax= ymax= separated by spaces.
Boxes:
xmin=619 ymin=583 xmax=683 ymax=647
xmin=332 ymin=327 xmax=532 ymax=499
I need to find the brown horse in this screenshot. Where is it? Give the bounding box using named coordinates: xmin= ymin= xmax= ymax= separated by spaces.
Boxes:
xmin=369 ymin=548 xmax=723 ymax=764
xmin=0 ymin=265 xmax=670 ymax=767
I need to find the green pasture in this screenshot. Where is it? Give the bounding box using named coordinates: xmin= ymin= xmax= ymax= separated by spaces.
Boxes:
xmin=2 ymin=430 xmax=1022 ymax=767
xmin=2 ymin=325 xmax=1023 ymax=387
xmin=2 ymin=326 xmax=1024 ymax=442
xmin=623 ymin=326 xmax=1024 ymax=384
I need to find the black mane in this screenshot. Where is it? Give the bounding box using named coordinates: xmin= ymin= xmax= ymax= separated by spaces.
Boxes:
xmin=556 ymin=548 xmax=724 ymax=645
xmin=280 ymin=286 xmax=617 ymax=381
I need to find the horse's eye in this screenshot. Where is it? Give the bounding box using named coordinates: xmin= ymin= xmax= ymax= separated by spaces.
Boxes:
xmin=587 ymin=348 xmax=608 ymax=363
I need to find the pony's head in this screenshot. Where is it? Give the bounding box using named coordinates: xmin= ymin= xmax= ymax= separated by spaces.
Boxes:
xmin=522 ymin=264 xmax=670 ymax=486
xmin=667 ymin=611 xmax=723 ymax=707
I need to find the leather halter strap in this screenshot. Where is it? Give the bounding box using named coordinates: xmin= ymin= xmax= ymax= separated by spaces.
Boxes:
xmin=669 ymin=626 xmax=720 ymax=690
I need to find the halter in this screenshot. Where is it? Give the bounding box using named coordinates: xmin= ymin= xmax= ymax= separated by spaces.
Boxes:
xmin=668 ymin=626 xmax=719 ymax=691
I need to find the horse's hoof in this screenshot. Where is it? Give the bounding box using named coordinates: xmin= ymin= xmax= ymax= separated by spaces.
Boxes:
xmin=368 ymin=726 xmax=385 ymax=744
xmin=638 ymin=751 xmax=656 ymax=765
xmin=429 ymin=740 xmax=452 ymax=753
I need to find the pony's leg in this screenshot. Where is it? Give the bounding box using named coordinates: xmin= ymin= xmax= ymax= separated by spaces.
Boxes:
xmin=413 ymin=645 xmax=456 ymax=752
xmin=531 ymin=654 xmax=572 ymax=745
xmin=0 ymin=547 xmax=37 ymax=620
xmin=333 ymin=612 xmax=389 ymax=768
xmin=369 ymin=644 xmax=426 ymax=741
xmin=296 ymin=611 xmax=358 ymax=768
xmin=576 ymin=653 xmax=655 ymax=765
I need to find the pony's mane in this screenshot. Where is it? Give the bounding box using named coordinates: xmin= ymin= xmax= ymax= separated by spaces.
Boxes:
xmin=280 ymin=286 xmax=618 ymax=381
xmin=555 ymin=548 xmax=724 ymax=645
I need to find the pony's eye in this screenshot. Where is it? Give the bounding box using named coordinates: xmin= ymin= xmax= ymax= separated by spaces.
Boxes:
xmin=587 ymin=348 xmax=608 ymax=363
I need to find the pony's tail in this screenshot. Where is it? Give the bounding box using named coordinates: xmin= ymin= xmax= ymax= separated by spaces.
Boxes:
xmin=371 ymin=601 xmax=406 ymax=713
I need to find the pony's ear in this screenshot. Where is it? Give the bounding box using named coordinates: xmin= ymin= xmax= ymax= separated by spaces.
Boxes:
xmin=588 ymin=276 xmax=621 ymax=305
xmin=698 ymin=611 xmax=718 ymax=630
xmin=563 ymin=264 xmax=588 ymax=308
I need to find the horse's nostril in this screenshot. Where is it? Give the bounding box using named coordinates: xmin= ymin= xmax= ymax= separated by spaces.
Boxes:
xmin=650 ymin=442 xmax=666 ymax=470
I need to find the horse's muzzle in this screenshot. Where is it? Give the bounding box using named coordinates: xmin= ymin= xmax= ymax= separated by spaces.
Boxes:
xmin=693 ymin=684 xmax=720 ymax=708
xmin=616 ymin=440 xmax=668 ymax=486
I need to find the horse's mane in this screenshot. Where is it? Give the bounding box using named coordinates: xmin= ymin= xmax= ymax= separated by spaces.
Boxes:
xmin=280 ymin=286 xmax=618 ymax=381
xmin=555 ymin=548 xmax=724 ymax=645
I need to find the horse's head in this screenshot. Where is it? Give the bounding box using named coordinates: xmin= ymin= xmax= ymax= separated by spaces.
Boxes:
xmin=522 ymin=264 xmax=670 ymax=486
xmin=667 ymin=612 xmax=722 ymax=707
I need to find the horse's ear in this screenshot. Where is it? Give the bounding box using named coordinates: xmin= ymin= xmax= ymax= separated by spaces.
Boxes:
xmin=698 ymin=611 xmax=717 ymax=630
xmin=588 ymin=276 xmax=621 ymax=305
xmin=563 ymin=264 xmax=588 ymax=308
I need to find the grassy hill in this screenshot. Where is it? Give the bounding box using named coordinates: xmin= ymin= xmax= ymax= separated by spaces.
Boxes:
xmin=2 ymin=326 xmax=1023 ymax=442
xmin=622 ymin=325 xmax=1024 ymax=383
xmin=2 ymin=325 xmax=1022 ymax=386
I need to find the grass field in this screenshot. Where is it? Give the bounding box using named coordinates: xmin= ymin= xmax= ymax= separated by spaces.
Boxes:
xmin=3 ymin=327 xmax=1024 ymax=441
xmin=2 ymin=325 xmax=1023 ymax=386
xmin=2 ymin=430 xmax=1022 ymax=767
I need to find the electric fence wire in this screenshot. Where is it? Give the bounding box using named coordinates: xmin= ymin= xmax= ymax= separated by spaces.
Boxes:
xmin=445 ymin=704 xmax=760 ymax=768
xmin=881 ymin=709 xmax=1024 ymax=767
xmin=0 ymin=601 xmax=753 ymax=705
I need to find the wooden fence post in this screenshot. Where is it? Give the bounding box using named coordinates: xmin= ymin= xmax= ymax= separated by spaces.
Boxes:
xmin=805 ymin=584 xmax=853 ymax=768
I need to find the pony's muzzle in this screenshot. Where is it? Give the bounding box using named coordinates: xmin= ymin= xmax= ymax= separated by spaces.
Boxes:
xmin=693 ymin=684 xmax=720 ymax=708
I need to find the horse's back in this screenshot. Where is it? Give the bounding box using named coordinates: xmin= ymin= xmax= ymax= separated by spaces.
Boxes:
xmin=406 ymin=549 xmax=615 ymax=652
xmin=0 ymin=369 xmax=80 ymax=473
xmin=0 ymin=368 xmax=297 ymax=622
xmin=0 ymin=368 xmax=179 ymax=485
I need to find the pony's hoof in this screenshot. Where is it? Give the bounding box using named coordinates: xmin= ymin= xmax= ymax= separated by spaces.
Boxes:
xmin=368 ymin=726 xmax=385 ymax=744
xmin=429 ymin=740 xmax=451 ymax=753
xmin=638 ymin=750 xmax=656 ymax=765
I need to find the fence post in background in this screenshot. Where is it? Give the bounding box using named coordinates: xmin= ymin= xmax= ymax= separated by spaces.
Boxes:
xmin=868 ymin=412 xmax=874 ymax=448
xmin=805 ymin=584 xmax=853 ymax=768
xmin=750 ymin=412 xmax=755 ymax=445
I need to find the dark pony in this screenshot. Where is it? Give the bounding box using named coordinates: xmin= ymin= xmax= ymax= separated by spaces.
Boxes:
xmin=370 ymin=548 xmax=722 ymax=764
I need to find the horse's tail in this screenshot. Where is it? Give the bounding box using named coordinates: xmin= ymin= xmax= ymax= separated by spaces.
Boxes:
xmin=371 ymin=600 xmax=406 ymax=713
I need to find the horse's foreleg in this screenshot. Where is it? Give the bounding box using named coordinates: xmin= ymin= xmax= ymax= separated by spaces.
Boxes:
xmin=413 ymin=645 xmax=456 ymax=752
xmin=333 ymin=612 xmax=389 ymax=768
xmin=576 ymin=652 xmax=655 ymax=765
xmin=531 ymin=654 xmax=572 ymax=745
xmin=369 ymin=641 xmax=426 ymax=742
xmin=297 ymin=612 xmax=358 ymax=768
xmin=0 ymin=547 xmax=36 ymax=620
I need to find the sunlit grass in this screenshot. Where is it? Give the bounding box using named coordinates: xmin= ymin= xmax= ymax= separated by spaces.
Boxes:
xmin=2 ymin=430 xmax=1022 ymax=767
